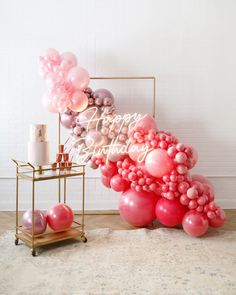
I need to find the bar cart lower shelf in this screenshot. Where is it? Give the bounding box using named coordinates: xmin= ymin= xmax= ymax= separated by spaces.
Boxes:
xmin=12 ymin=159 xmax=87 ymax=256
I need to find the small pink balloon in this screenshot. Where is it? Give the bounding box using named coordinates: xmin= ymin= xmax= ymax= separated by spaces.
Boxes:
xmin=135 ymin=115 xmax=157 ymax=132
xmin=44 ymin=48 xmax=60 ymax=62
xmin=145 ymin=148 xmax=174 ymax=178
xmin=182 ymin=210 xmax=209 ymax=237
xmin=69 ymin=91 xmax=88 ymax=112
xmin=67 ymin=66 xmax=90 ymax=90
xmin=188 ymin=147 xmax=198 ymax=169
xmin=22 ymin=210 xmax=47 ymax=235
xmin=110 ymin=174 xmax=129 ymax=192
xmin=155 ymin=198 xmax=187 ymax=227
xmin=60 ymin=52 xmax=77 ymax=70
xmin=42 ymin=94 xmax=58 ymax=113
xmin=93 ymin=88 xmax=114 ymax=100
xmin=47 ymin=203 xmax=74 ymax=231
xmin=60 ymin=113 xmax=76 ymax=129
xmin=119 ymin=189 xmax=158 ymax=227
xmin=101 ymin=175 xmax=111 ymax=188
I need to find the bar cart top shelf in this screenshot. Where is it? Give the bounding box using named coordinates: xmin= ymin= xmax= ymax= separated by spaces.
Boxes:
xmin=12 ymin=159 xmax=85 ymax=182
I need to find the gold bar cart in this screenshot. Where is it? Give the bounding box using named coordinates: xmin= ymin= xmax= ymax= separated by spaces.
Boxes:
xmin=12 ymin=160 xmax=87 ymax=256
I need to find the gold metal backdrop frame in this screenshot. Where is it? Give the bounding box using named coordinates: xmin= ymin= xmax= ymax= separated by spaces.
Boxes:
xmin=58 ymin=76 xmax=156 ymax=217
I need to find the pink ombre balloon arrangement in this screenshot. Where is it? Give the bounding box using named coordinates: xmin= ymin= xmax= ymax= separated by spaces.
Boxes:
xmin=40 ymin=49 xmax=226 ymax=237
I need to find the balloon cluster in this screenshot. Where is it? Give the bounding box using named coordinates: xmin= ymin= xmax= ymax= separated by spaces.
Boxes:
xmin=22 ymin=204 xmax=74 ymax=234
xmin=40 ymin=49 xmax=226 ymax=237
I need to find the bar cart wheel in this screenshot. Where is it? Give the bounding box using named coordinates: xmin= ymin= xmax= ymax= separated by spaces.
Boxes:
xmin=31 ymin=249 xmax=37 ymax=257
xmin=15 ymin=239 xmax=19 ymax=245
xmin=81 ymin=235 xmax=87 ymax=243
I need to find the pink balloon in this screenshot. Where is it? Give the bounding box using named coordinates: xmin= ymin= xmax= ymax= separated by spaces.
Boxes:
xmin=67 ymin=67 xmax=90 ymax=90
xmin=135 ymin=115 xmax=157 ymax=132
xmin=192 ymin=174 xmax=212 ymax=186
xmin=47 ymin=203 xmax=74 ymax=231
xmin=209 ymin=214 xmax=225 ymax=228
xmin=42 ymin=94 xmax=58 ymax=113
xmin=145 ymin=149 xmax=174 ymax=178
xmin=69 ymin=91 xmax=88 ymax=112
xmin=100 ymin=162 xmax=117 ymax=178
xmin=101 ymin=175 xmax=111 ymax=188
xmin=93 ymin=88 xmax=114 ymax=100
xmin=188 ymin=147 xmax=198 ymax=169
xmin=60 ymin=52 xmax=77 ymax=70
xmin=155 ymin=198 xmax=187 ymax=227
xmin=128 ymin=143 xmax=146 ymax=162
xmin=182 ymin=211 xmax=209 ymax=237
xmin=110 ymin=174 xmax=129 ymax=192
xmin=60 ymin=113 xmax=76 ymax=129
xmin=119 ymin=189 xmax=158 ymax=227
xmin=44 ymin=48 xmax=60 ymax=63
xmin=22 ymin=210 xmax=47 ymax=235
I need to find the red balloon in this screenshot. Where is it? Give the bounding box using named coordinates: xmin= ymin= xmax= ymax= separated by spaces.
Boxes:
xmin=110 ymin=174 xmax=129 ymax=192
xmin=209 ymin=209 xmax=226 ymax=228
xmin=101 ymin=175 xmax=111 ymax=188
xmin=155 ymin=198 xmax=186 ymax=227
xmin=100 ymin=162 xmax=117 ymax=178
xmin=182 ymin=210 xmax=209 ymax=237
xmin=47 ymin=203 xmax=74 ymax=231
xmin=119 ymin=189 xmax=159 ymax=227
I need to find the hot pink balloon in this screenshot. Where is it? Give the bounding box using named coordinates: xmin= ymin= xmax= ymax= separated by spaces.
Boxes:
xmin=155 ymin=198 xmax=187 ymax=227
xmin=101 ymin=175 xmax=111 ymax=188
xmin=60 ymin=52 xmax=77 ymax=70
xmin=60 ymin=113 xmax=76 ymax=129
xmin=135 ymin=114 xmax=157 ymax=132
xmin=100 ymin=161 xmax=117 ymax=178
xmin=182 ymin=210 xmax=209 ymax=237
xmin=119 ymin=189 xmax=158 ymax=227
xmin=145 ymin=148 xmax=174 ymax=178
xmin=47 ymin=203 xmax=74 ymax=231
xmin=110 ymin=174 xmax=129 ymax=192
xmin=67 ymin=66 xmax=90 ymax=90
xmin=22 ymin=210 xmax=47 ymax=235
xmin=69 ymin=91 xmax=88 ymax=112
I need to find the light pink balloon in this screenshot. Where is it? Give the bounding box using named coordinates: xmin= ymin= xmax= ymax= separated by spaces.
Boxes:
xmin=85 ymin=130 xmax=108 ymax=148
xmin=119 ymin=189 xmax=158 ymax=227
xmin=182 ymin=210 xmax=209 ymax=237
xmin=69 ymin=91 xmax=88 ymax=112
xmin=44 ymin=48 xmax=60 ymax=62
xmin=60 ymin=52 xmax=77 ymax=70
xmin=67 ymin=66 xmax=90 ymax=90
xmin=22 ymin=210 xmax=47 ymax=235
xmin=42 ymin=94 xmax=58 ymax=113
xmin=128 ymin=143 xmax=146 ymax=162
xmin=145 ymin=148 xmax=174 ymax=178
xmin=60 ymin=113 xmax=76 ymax=129
xmin=135 ymin=115 xmax=157 ymax=132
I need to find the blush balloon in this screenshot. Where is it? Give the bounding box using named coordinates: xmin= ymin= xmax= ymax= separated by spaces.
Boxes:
xmin=145 ymin=148 xmax=174 ymax=178
xmin=182 ymin=210 xmax=209 ymax=237
xmin=60 ymin=52 xmax=77 ymax=70
xmin=119 ymin=189 xmax=159 ymax=227
xmin=60 ymin=113 xmax=76 ymax=129
xmin=101 ymin=175 xmax=111 ymax=188
xmin=135 ymin=114 xmax=157 ymax=132
xmin=110 ymin=174 xmax=129 ymax=192
xmin=155 ymin=198 xmax=186 ymax=227
xmin=93 ymin=88 xmax=114 ymax=101
xmin=47 ymin=203 xmax=74 ymax=231
xmin=22 ymin=210 xmax=47 ymax=235
xmin=128 ymin=143 xmax=146 ymax=162
xmin=67 ymin=66 xmax=90 ymax=90
xmin=69 ymin=91 xmax=88 ymax=112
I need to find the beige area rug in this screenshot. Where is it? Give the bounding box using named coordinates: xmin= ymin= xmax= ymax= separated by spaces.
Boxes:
xmin=0 ymin=228 xmax=235 ymax=295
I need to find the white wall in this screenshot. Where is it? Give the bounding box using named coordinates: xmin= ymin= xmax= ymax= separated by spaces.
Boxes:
xmin=0 ymin=0 xmax=236 ymax=210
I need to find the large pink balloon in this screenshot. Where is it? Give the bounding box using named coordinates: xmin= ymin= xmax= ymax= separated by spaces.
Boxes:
xmin=67 ymin=66 xmax=90 ymax=90
xmin=60 ymin=52 xmax=77 ymax=70
xmin=69 ymin=91 xmax=88 ymax=112
xmin=47 ymin=203 xmax=74 ymax=231
xmin=100 ymin=162 xmax=117 ymax=178
xmin=128 ymin=143 xmax=146 ymax=163
xmin=155 ymin=198 xmax=186 ymax=227
xmin=110 ymin=174 xmax=129 ymax=192
xmin=60 ymin=113 xmax=76 ymax=129
xmin=22 ymin=210 xmax=47 ymax=235
xmin=119 ymin=189 xmax=158 ymax=227
xmin=93 ymin=88 xmax=114 ymax=100
xmin=135 ymin=115 xmax=157 ymax=132
xmin=145 ymin=149 xmax=174 ymax=178
xmin=182 ymin=211 xmax=209 ymax=237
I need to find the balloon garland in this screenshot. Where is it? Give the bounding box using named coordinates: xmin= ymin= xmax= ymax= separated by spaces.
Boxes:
xmin=40 ymin=48 xmax=226 ymax=237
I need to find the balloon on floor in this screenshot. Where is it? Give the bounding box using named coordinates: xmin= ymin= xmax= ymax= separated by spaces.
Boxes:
xmin=40 ymin=48 xmax=226 ymax=237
